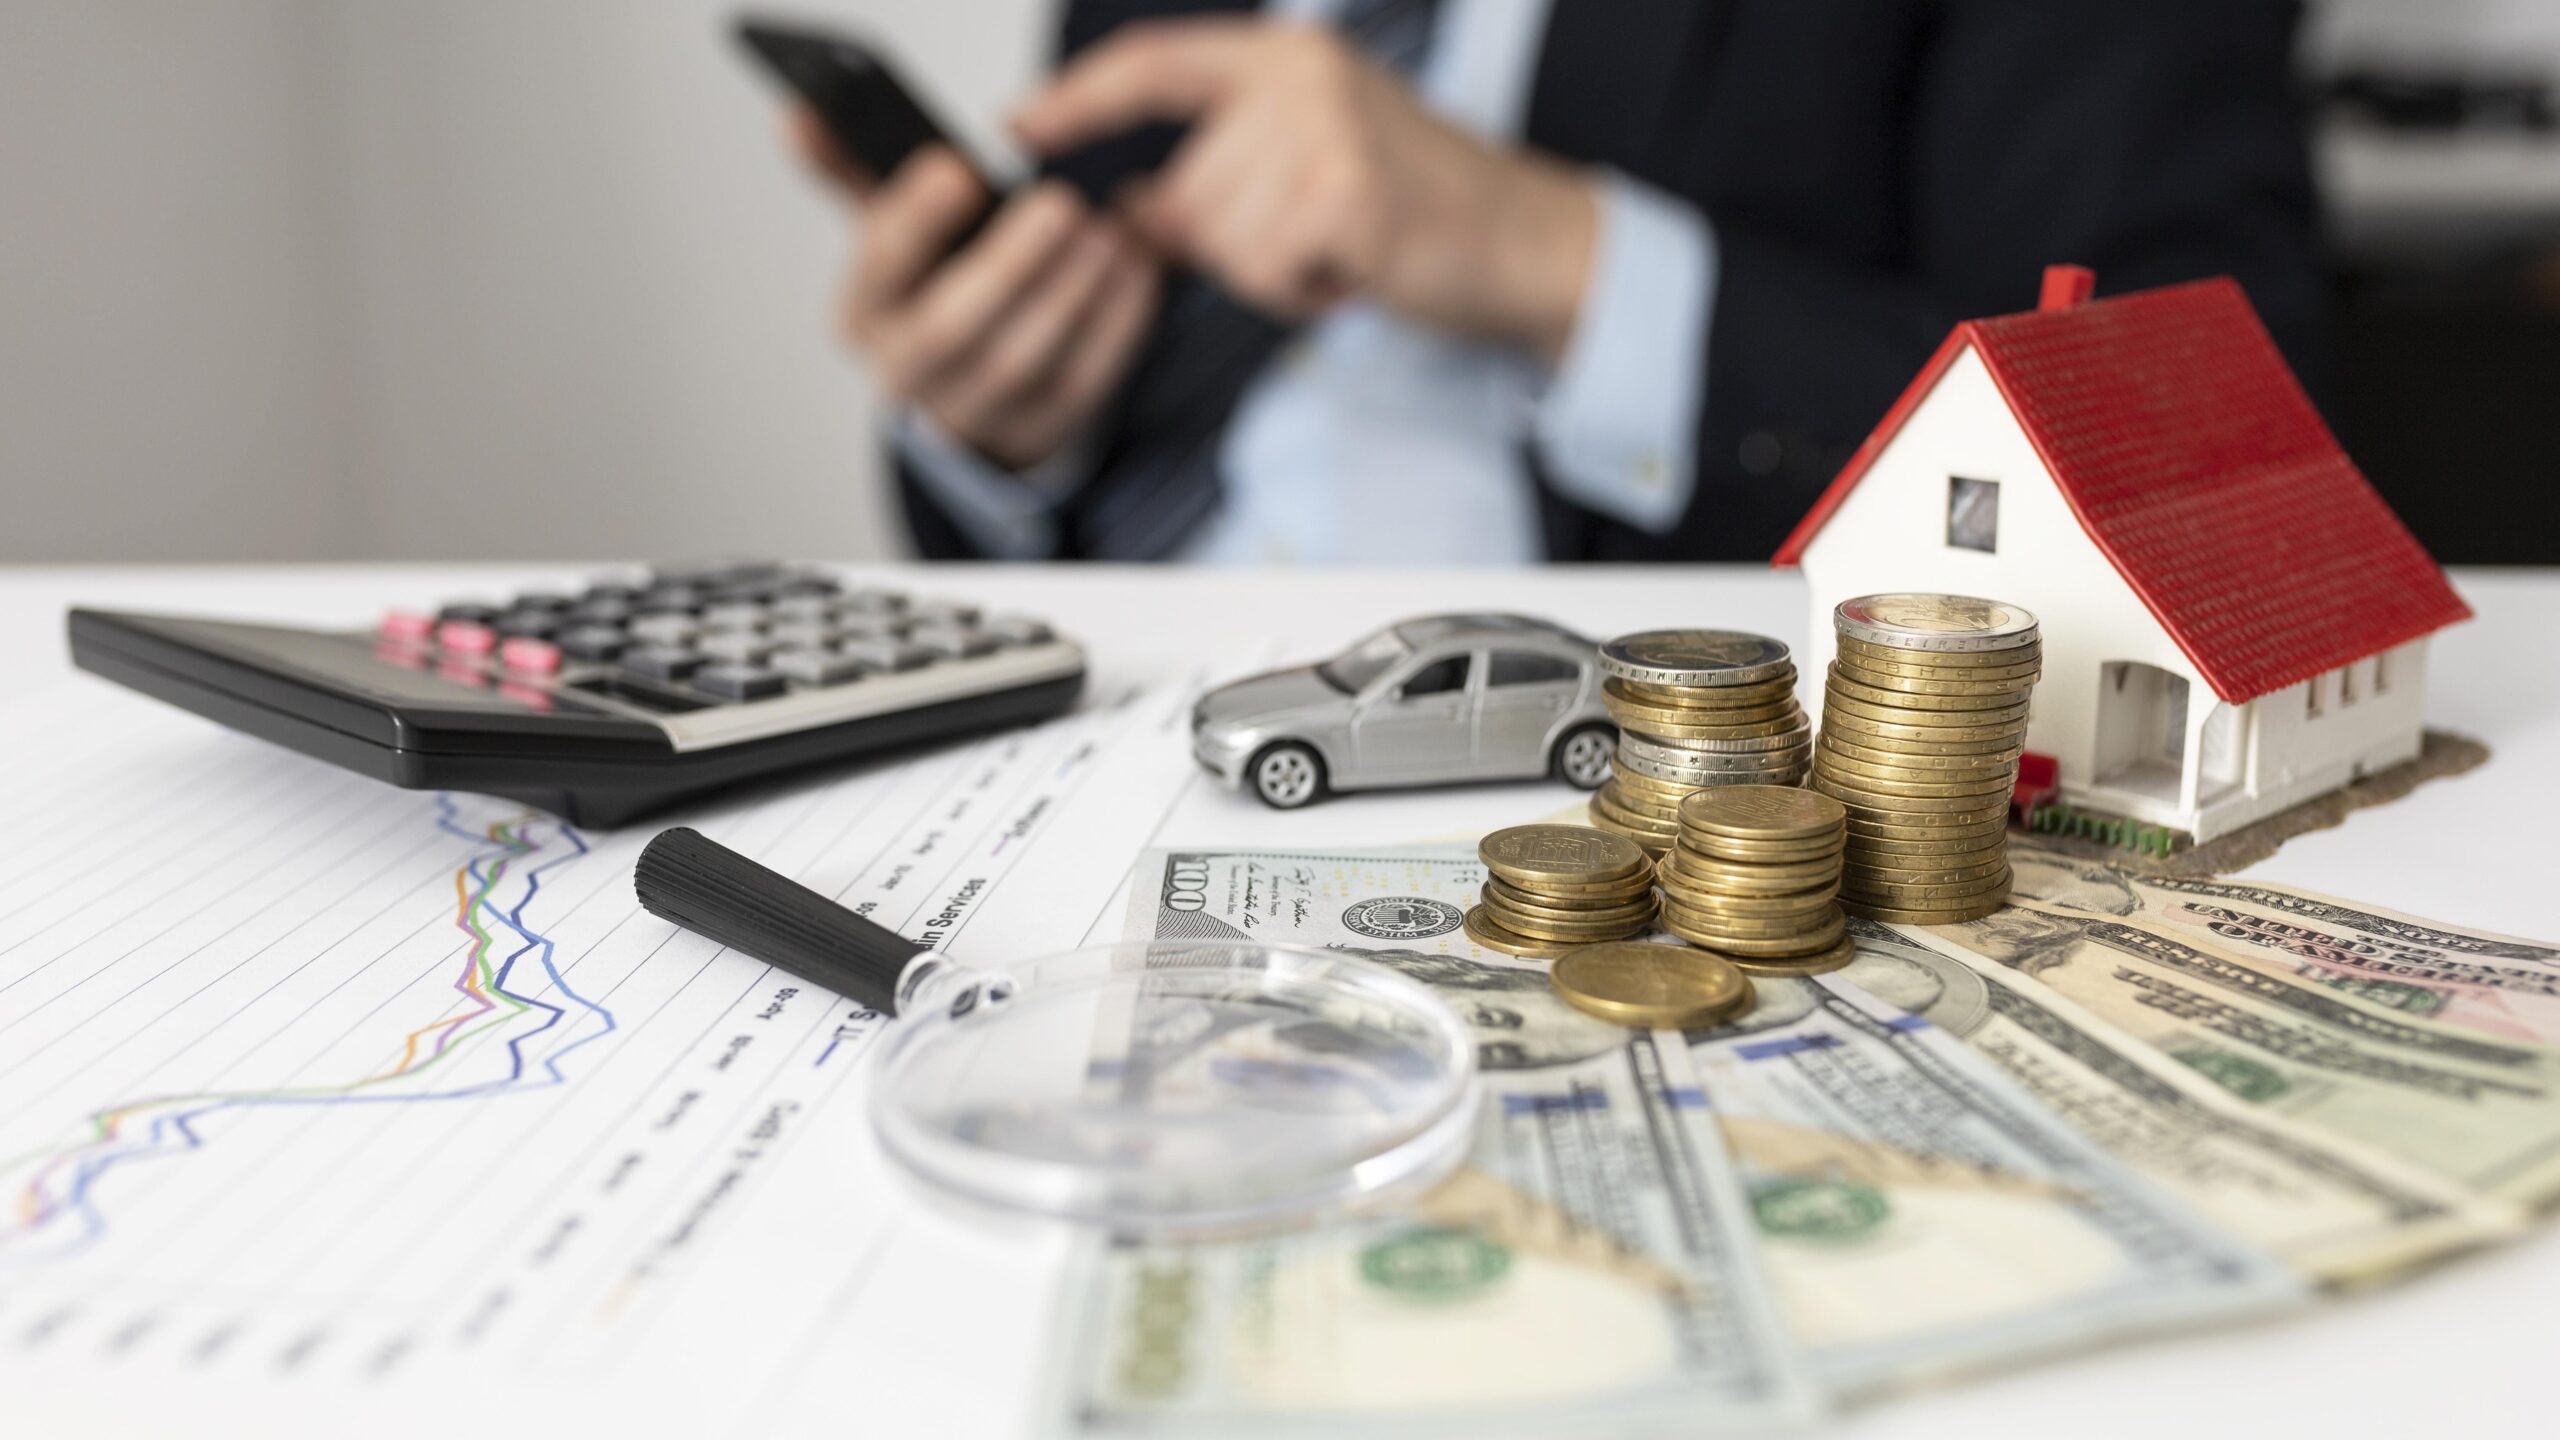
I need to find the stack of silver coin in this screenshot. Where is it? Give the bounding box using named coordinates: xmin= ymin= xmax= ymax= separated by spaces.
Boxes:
xmin=1588 ymin=630 xmax=1813 ymax=856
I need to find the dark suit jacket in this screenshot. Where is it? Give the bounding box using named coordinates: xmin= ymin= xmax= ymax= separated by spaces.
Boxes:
xmin=897 ymin=0 xmax=2323 ymax=563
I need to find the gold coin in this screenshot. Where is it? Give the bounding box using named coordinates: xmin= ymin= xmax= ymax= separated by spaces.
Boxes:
xmin=1839 ymin=882 xmax=2013 ymax=925
xmin=1840 ymin=853 xmax=2009 ymax=886
xmin=1842 ymin=865 xmax=2014 ymax=899
xmin=1824 ymin=666 xmax=2035 ymax=712
xmin=1843 ymin=821 xmax=2011 ymax=850
xmin=1821 ymin=691 xmax=2031 ymax=731
xmin=1463 ymin=904 xmax=1572 ymax=958
xmin=1814 ymin=719 xmax=2029 ymax=756
xmin=1816 ymin=730 xmax=2024 ymax=771
xmin=1827 ymin=658 xmax=2039 ymax=699
xmin=1660 ymin=850 xmax=1841 ymax=889
xmin=1812 ymin=778 xmax=2015 ymax=817
xmin=1679 ymin=830 xmax=1848 ymax=865
xmin=1483 ymin=880 xmax=1658 ymax=929
xmin=1662 ymin=907 xmax=1847 ymax=956
xmin=1809 ymin=764 xmax=2015 ymax=801
xmin=1622 ymin=727 xmax=1815 ymax=757
xmin=1605 ymin=694 xmax=1802 ymax=731
xmin=1599 ymin=630 xmax=1796 ymax=688
xmin=1841 ymin=835 xmax=2009 ymax=865
xmin=1549 ymin=941 xmax=1752 ymax=1028
xmin=1811 ymin=752 xmax=2016 ymax=792
xmin=1488 ymin=867 xmax=1656 ymax=903
xmin=1608 ymin=707 xmax=1808 ymax=743
xmin=1655 ymin=883 xmax=1841 ymax=920
xmin=1813 ymin=735 xmax=2018 ymax=781
xmin=1834 ymin=637 xmax=2044 ymax=680
xmin=1833 ymin=594 xmax=2040 ymax=653
xmin=1479 ymin=824 xmax=1649 ymax=888
xmin=1590 ymin=785 xmax=1682 ymax=835
xmin=1660 ymin=892 xmax=1841 ymax=935
xmin=1482 ymin=906 xmax=1654 ymax=943
xmin=1608 ymin=677 xmax=1797 ymax=711
xmin=1599 ymin=782 xmax=1685 ymax=821
xmin=1584 ymin=813 xmax=1672 ymax=858
xmin=1675 ymin=785 xmax=1847 ymax=841
xmin=1722 ymin=933 xmax=1860 ymax=976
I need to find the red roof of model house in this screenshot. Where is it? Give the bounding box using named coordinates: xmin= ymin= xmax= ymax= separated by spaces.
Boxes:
xmin=1773 ymin=268 xmax=2471 ymax=703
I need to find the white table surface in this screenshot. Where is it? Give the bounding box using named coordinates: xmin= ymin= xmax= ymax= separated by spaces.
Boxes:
xmin=5 ymin=561 xmax=2557 ymax=1440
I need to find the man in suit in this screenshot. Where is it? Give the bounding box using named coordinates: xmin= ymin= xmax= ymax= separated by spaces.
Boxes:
xmin=793 ymin=1 xmax=2321 ymax=563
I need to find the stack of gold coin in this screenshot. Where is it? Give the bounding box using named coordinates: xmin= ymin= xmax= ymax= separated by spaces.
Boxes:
xmin=1655 ymin=786 xmax=1854 ymax=967
xmin=1467 ymin=824 xmax=1660 ymax=959
xmin=1588 ymin=630 xmax=1812 ymax=856
xmin=1810 ymin=593 xmax=2041 ymax=923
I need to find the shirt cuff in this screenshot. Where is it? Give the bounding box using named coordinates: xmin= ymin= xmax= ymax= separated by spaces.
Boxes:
xmin=1530 ymin=171 xmax=1718 ymax=534
xmin=892 ymin=411 xmax=1090 ymax=560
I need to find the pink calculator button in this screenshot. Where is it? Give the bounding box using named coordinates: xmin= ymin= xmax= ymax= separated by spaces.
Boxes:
xmin=437 ymin=619 xmax=496 ymax=655
xmin=500 ymin=636 xmax=561 ymax=676
xmin=379 ymin=610 xmax=434 ymax=642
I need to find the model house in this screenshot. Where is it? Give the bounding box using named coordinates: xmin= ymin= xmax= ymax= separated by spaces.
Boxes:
xmin=1773 ymin=266 xmax=2471 ymax=843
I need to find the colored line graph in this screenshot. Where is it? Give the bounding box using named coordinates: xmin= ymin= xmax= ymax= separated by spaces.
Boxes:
xmin=0 ymin=796 xmax=615 ymax=1264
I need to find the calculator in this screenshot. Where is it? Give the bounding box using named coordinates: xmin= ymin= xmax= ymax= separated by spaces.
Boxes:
xmin=66 ymin=561 xmax=1086 ymax=827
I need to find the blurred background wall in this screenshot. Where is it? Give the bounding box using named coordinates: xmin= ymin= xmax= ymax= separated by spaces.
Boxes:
xmin=2 ymin=0 xmax=2555 ymax=564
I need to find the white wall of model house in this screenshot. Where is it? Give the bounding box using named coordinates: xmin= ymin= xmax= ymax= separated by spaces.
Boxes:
xmin=1793 ymin=346 xmax=2430 ymax=841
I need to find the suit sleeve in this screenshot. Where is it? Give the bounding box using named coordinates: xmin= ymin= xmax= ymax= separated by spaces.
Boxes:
xmin=1574 ymin=0 xmax=2323 ymax=560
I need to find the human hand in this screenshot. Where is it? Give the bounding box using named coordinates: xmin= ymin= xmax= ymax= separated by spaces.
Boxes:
xmin=787 ymin=111 xmax=1160 ymax=470
xmin=1011 ymin=20 xmax=1598 ymax=361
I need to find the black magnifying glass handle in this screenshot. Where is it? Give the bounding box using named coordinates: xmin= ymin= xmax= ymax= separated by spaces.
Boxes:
xmin=635 ymin=827 xmax=930 ymax=1016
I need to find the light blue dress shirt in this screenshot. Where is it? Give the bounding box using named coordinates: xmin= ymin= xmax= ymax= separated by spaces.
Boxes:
xmin=896 ymin=0 xmax=1718 ymax=563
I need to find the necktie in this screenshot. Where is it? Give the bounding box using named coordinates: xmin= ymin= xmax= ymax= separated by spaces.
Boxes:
xmin=1063 ymin=0 xmax=1444 ymax=560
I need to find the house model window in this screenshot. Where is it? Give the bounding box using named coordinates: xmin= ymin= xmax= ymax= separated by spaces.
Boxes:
xmin=1947 ymin=477 xmax=1999 ymax=552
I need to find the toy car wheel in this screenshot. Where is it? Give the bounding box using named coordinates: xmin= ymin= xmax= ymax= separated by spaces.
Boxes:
xmin=1249 ymin=742 xmax=1327 ymax=810
xmin=1552 ymin=724 xmax=1615 ymax=791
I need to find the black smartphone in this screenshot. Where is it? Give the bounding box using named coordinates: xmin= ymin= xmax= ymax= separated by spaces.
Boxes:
xmin=736 ymin=17 xmax=1005 ymax=247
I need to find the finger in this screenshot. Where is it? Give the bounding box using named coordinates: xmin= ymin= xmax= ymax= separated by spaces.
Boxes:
xmin=1011 ymin=18 xmax=1260 ymax=154
xmin=1041 ymin=246 xmax=1162 ymax=420
xmin=1124 ymin=111 xmax=1260 ymax=259
xmin=847 ymin=147 xmax=993 ymax=326
xmin=934 ymin=220 xmax=1126 ymax=430
xmin=783 ymin=106 xmax=871 ymax=197
xmin=1256 ymin=165 xmax=1373 ymax=312
xmin=879 ymin=182 xmax=1085 ymax=392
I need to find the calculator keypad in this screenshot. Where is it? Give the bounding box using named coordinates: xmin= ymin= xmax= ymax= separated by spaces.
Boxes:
xmin=379 ymin=562 xmax=1057 ymax=716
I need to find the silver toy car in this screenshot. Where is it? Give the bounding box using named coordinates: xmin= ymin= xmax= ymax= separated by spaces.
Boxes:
xmin=1192 ymin=615 xmax=1617 ymax=809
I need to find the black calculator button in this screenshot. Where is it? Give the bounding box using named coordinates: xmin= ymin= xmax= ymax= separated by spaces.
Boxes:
xmin=436 ymin=602 xmax=500 ymax=625
xmin=639 ymin=586 xmax=709 ymax=615
xmin=629 ymin=613 xmax=700 ymax=646
xmin=907 ymin=624 xmax=1001 ymax=659
xmin=623 ymin=646 xmax=707 ymax=683
xmin=774 ymin=648 xmax=866 ymax=687
xmin=981 ymin=615 xmax=1054 ymax=645
xmin=769 ymin=594 xmax=834 ymax=622
xmin=699 ymin=630 xmax=779 ymax=665
xmin=557 ymin=626 xmax=630 ymax=662
xmin=695 ymin=663 xmax=787 ymax=701
xmin=494 ymin=611 xmax=561 ymax=639
xmin=513 ymin=592 xmax=575 ymax=612
xmin=582 ymin=583 xmax=643 ymax=605
xmin=570 ymin=598 xmax=631 ymax=624
xmin=837 ymin=637 xmax=933 ymax=673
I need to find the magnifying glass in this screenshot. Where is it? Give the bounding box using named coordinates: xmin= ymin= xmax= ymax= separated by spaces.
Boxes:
xmin=634 ymin=829 xmax=1479 ymax=1235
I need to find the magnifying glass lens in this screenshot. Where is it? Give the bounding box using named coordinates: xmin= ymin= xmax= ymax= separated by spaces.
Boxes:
xmin=869 ymin=942 xmax=1478 ymax=1233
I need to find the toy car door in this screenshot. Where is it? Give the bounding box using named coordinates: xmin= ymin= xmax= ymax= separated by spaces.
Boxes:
xmin=1349 ymin=652 xmax=1477 ymax=785
xmin=1475 ymin=648 xmax=1582 ymax=777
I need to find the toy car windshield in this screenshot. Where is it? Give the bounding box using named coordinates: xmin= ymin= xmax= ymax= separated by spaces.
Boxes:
xmin=1316 ymin=629 xmax=1411 ymax=694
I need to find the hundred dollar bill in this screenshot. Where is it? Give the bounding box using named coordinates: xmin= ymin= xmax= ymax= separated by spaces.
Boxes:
xmin=1684 ymin=970 xmax=2303 ymax=1395
xmin=2010 ymin=838 xmax=2560 ymax=1048
xmin=1825 ymin=920 xmax=2515 ymax=1287
xmin=1040 ymin=848 xmax=1821 ymax=1437
xmin=1903 ymin=899 xmax=2560 ymax=1209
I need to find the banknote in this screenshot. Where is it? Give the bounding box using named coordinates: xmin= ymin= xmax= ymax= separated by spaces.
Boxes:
xmin=2011 ymin=838 xmax=2560 ymax=1047
xmin=1683 ymin=966 xmax=2302 ymax=1395
xmin=1832 ymin=919 xmax=2515 ymax=1286
xmin=1905 ymin=899 xmax=2560 ymax=1208
xmin=1039 ymin=848 xmax=1820 ymax=1437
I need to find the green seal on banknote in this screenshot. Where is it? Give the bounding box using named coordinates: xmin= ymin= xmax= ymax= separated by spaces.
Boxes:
xmin=1359 ymin=1227 xmax=1512 ymax=1300
xmin=2319 ymin=974 xmax=2450 ymax=1018
xmin=1749 ymin=1177 xmax=1890 ymax=1243
xmin=2171 ymin=1046 xmax=2293 ymax=1103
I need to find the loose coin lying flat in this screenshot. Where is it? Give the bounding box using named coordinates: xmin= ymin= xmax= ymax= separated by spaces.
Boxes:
xmin=1550 ymin=941 xmax=1752 ymax=1028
